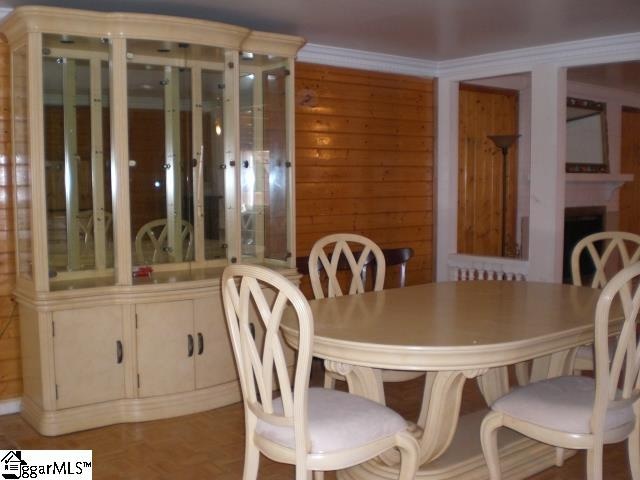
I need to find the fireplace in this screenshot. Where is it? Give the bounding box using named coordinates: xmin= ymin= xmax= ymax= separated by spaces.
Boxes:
xmin=562 ymin=206 xmax=606 ymax=283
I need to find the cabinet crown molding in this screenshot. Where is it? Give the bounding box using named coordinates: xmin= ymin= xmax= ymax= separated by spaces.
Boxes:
xmin=1 ymin=6 xmax=304 ymax=53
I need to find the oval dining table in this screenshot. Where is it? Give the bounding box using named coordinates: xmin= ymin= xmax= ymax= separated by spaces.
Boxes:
xmin=281 ymin=280 xmax=620 ymax=480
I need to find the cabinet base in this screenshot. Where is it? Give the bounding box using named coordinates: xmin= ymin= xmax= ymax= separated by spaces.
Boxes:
xmin=21 ymin=382 xmax=241 ymax=436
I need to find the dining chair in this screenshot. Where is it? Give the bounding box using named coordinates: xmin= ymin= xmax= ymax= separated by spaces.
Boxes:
xmin=480 ymin=261 xmax=640 ymax=480
xmin=221 ymin=264 xmax=420 ymax=480
xmin=379 ymin=247 xmax=415 ymax=288
xmin=77 ymin=210 xmax=113 ymax=249
xmin=571 ymin=231 xmax=640 ymax=372
xmin=308 ymin=234 xmax=423 ymax=389
xmin=134 ymin=218 xmax=194 ymax=264
xmin=308 ymin=233 xmax=385 ymax=299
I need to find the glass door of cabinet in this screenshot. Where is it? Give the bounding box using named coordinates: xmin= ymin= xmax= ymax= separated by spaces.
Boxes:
xmin=13 ymin=44 xmax=33 ymax=282
xmin=42 ymin=34 xmax=114 ymax=282
xmin=127 ymin=40 xmax=228 ymax=268
xmin=239 ymin=53 xmax=292 ymax=264
xmin=127 ymin=60 xmax=193 ymax=266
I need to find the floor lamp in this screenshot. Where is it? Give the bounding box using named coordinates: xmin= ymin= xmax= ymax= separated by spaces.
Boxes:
xmin=488 ymin=134 xmax=520 ymax=257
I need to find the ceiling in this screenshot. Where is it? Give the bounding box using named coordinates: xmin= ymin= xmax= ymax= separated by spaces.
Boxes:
xmin=1 ymin=0 xmax=639 ymax=61
xmin=568 ymin=62 xmax=640 ymax=94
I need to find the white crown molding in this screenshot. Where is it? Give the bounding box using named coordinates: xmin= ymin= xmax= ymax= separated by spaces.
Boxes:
xmin=0 ymin=397 xmax=21 ymax=416
xmin=437 ymin=32 xmax=640 ymax=80
xmin=298 ymin=43 xmax=438 ymax=77
xmin=298 ymin=33 xmax=640 ymax=81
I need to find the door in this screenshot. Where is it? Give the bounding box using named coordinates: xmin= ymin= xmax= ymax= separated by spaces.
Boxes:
xmin=53 ymin=306 xmax=125 ymax=409
xmin=620 ymin=107 xmax=640 ymax=235
xmin=457 ymin=84 xmax=519 ymax=257
xmin=136 ymin=300 xmax=195 ymax=397
xmin=193 ymin=295 xmax=238 ymax=389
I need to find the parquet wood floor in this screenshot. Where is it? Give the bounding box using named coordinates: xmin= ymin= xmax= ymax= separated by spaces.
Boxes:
xmin=0 ymin=369 xmax=632 ymax=479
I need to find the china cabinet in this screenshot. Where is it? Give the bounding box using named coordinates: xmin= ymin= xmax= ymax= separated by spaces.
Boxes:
xmin=2 ymin=6 xmax=304 ymax=435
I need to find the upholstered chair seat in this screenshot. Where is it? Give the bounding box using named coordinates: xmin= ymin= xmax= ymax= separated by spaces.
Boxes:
xmin=256 ymin=387 xmax=408 ymax=453
xmin=491 ymin=376 xmax=635 ymax=434
xmin=481 ymin=262 xmax=640 ymax=480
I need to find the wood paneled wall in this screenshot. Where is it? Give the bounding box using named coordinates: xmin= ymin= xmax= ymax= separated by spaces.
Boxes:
xmin=620 ymin=107 xmax=640 ymax=235
xmin=0 ymin=36 xmax=20 ymax=401
xmin=295 ymin=63 xmax=434 ymax=294
xmin=457 ymin=84 xmax=518 ymax=257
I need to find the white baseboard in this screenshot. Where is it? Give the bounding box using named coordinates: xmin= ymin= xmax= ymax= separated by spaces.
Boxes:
xmin=0 ymin=397 xmax=21 ymax=415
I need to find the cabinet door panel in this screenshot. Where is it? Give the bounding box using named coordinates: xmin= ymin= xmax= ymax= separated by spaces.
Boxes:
xmin=53 ymin=306 xmax=124 ymax=409
xmin=136 ymin=300 xmax=195 ymax=398
xmin=194 ymin=295 xmax=237 ymax=389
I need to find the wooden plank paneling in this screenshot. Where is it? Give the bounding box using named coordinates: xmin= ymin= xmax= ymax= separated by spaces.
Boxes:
xmin=620 ymin=107 xmax=640 ymax=236
xmin=457 ymin=85 xmax=518 ymax=257
xmin=297 ymin=148 xmax=433 ymax=166
xmin=295 ymin=63 xmax=434 ymax=294
xmin=297 ymin=63 xmax=433 ymax=93
xmin=0 ymin=36 xmax=21 ymax=401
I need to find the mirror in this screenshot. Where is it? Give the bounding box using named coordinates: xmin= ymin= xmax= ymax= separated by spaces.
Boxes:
xmin=566 ymin=97 xmax=609 ymax=173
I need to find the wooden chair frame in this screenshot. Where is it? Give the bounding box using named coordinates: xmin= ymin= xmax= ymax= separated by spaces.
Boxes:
xmin=308 ymin=233 xmax=386 ymax=299
xmin=571 ymin=231 xmax=640 ymax=372
xmin=221 ymin=264 xmax=420 ymax=479
xmin=481 ymin=262 xmax=640 ymax=480
xmin=308 ymin=234 xmax=422 ymax=388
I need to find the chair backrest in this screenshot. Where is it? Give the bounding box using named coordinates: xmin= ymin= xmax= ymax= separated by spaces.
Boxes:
xmin=592 ymin=261 xmax=640 ymax=434
xmin=77 ymin=210 xmax=113 ymax=246
xmin=571 ymin=231 xmax=640 ymax=288
xmin=308 ymin=233 xmax=386 ymax=299
xmin=381 ymin=247 xmax=414 ymax=288
xmin=134 ymin=218 xmax=194 ymax=264
xmin=221 ymin=264 xmax=313 ymax=460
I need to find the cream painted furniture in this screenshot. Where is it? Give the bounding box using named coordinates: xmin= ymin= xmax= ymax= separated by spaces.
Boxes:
xmin=309 ymin=234 xmax=385 ymax=389
xmin=221 ymin=264 xmax=420 ymax=480
xmin=2 ymin=6 xmax=304 ymax=435
xmin=481 ymin=262 xmax=640 ymax=480
xmin=571 ymin=231 xmax=640 ymax=372
xmin=281 ymin=280 xmax=622 ymax=480
xmin=308 ymin=233 xmax=386 ymax=299
xmin=308 ymin=234 xmax=423 ymax=389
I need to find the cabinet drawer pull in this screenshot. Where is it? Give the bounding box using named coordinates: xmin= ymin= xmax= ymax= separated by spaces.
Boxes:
xmin=197 ymin=332 xmax=204 ymax=355
xmin=116 ymin=340 xmax=123 ymax=364
xmin=188 ymin=334 xmax=194 ymax=357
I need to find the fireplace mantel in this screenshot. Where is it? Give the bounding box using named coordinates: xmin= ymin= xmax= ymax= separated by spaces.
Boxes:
xmin=565 ymin=173 xmax=633 ymax=208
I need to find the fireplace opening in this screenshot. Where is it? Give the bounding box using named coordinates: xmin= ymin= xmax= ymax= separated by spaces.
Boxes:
xmin=562 ymin=206 xmax=606 ymax=283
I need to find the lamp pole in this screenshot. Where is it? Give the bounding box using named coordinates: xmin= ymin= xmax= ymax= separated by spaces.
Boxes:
xmin=487 ymin=135 xmax=520 ymax=257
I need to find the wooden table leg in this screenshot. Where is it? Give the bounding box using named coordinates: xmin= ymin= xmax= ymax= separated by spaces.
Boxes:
xmin=324 ymin=360 xmax=385 ymax=404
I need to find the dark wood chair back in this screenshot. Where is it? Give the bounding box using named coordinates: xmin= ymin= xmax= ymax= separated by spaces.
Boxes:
xmin=380 ymin=247 xmax=414 ymax=288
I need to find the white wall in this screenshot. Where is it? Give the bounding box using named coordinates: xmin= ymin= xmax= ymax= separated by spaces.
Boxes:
xmin=436 ymin=33 xmax=640 ymax=282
